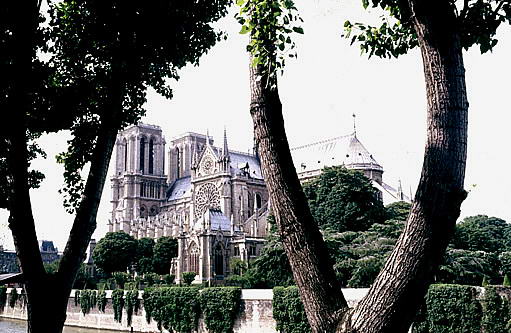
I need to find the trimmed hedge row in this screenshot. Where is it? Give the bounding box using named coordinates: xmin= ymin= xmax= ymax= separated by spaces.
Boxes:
xmin=143 ymin=286 xmax=241 ymax=333
xmin=272 ymin=285 xmax=511 ymax=333
xmin=413 ymin=284 xmax=511 ymax=333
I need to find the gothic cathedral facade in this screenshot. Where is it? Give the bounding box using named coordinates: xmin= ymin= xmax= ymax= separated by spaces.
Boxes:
xmin=109 ymin=123 xmax=269 ymax=283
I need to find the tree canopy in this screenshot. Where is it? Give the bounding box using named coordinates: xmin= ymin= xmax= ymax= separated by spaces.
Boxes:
xmin=451 ymin=215 xmax=511 ymax=254
xmin=92 ymin=232 xmax=138 ymax=274
xmin=303 ymin=166 xmax=386 ymax=232
xmin=152 ymin=237 xmax=178 ymax=275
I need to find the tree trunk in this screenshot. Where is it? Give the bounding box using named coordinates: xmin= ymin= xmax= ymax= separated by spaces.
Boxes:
xmin=249 ymin=65 xmax=348 ymax=333
xmin=338 ymin=2 xmax=468 ymax=332
xmin=7 ymin=2 xmax=125 ymax=329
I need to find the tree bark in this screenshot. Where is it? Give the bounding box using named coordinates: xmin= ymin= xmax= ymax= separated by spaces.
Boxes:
xmin=6 ymin=3 xmax=125 ymax=331
xmin=338 ymin=2 xmax=468 ymax=332
xmin=249 ymin=65 xmax=348 ymax=333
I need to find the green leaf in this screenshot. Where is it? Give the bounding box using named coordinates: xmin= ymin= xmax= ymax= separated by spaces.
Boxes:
xmin=292 ymin=26 xmax=304 ymax=34
xmin=240 ymin=25 xmax=251 ymax=34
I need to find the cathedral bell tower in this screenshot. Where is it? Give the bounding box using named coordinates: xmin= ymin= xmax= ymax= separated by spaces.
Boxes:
xmin=110 ymin=123 xmax=167 ymax=236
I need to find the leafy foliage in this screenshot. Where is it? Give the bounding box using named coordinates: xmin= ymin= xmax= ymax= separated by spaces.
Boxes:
xmin=143 ymin=287 xmax=201 ymax=333
xmin=451 ymin=215 xmax=511 ymax=254
xmin=412 ymin=284 xmax=482 ymax=333
xmin=481 ymin=287 xmax=511 ymax=333
xmin=112 ymin=289 xmax=125 ymax=323
xmin=135 ymin=237 xmax=155 ymax=274
xmin=92 ymin=232 xmax=138 ymax=274
xmin=152 ymin=236 xmax=178 ymax=275
xmin=236 ymin=0 xmax=303 ymax=87
xmin=125 ymin=289 xmax=140 ymax=326
xmin=229 ymin=258 xmax=247 ymax=276
xmin=79 ymin=290 xmax=97 ymax=315
xmin=49 ymin=0 xmax=231 ymax=212
xmin=181 ymin=272 xmax=197 ymax=286
xmin=97 ymin=290 xmax=107 ymax=312
xmin=303 ymin=166 xmax=386 ymax=232
xmin=413 ymin=284 xmax=511 ymax=333
xmin=385 ymin=201 xmax=411 ymax=221
xmin=200 ymin=287 xmax=242 ymax=333
xmin=437 ymin=249 xmax=500 ymax=286
xmin=273 ymin=286 xmax=311 ymax=333
xmin=343 ymin=0 xmax=511 ymax=58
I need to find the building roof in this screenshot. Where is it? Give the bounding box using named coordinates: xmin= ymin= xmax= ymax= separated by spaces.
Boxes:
xmin=209 ymin=209 xmax=232 ymax=232
xmin=229 ymin=151 xmax=263 ymax=180
xmin=373 ymin=181 xmax=412 ymax=205
xmin=291 ymin=133 xmax=383 ymax=174
xmin=167 ymin=176 xmax=192 ymax=201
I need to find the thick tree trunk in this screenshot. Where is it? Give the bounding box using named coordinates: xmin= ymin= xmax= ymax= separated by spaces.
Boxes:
xmin=249 ymin=66 xmax=348 ymax=333
xmin=338 ymin=2 xmax=468 ymax=332
xmin=7 ymin=2 xmax=125 ymax=330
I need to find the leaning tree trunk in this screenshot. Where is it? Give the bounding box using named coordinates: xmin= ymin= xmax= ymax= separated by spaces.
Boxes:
xmin=249 ymin=64 xmax=348 ymax=332
xmin=6 ymin=1 xmax=64 ymax=331
xmin=338 ymin=2 xmax=468 ymax=332
xmin=7 ymin=2 xmax=125 ymax=328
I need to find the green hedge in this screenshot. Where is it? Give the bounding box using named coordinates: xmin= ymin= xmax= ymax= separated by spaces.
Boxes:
xmin=200 ymin=287 xmax=241 ymax=333
xmin=143 ymin=287 xmax=201 ymax=333
xmin=273 ymin=286 xmax=311 ymax=333
xmin=412 ymin=284 xmax=511 ymax=333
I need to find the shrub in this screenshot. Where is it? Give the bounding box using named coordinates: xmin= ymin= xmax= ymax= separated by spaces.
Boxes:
xmin=181 ymin=272 xmax=196 ymax=286
xmin=200 ymin=287 xmax=241 ymax=333
xmin=273 ymin=286 xmax=311 ymax=333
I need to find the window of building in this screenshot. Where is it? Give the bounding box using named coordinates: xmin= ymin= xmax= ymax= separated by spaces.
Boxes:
xmin=214 ymin=244 xmax=224 ymax=276
xmin=123 ymin=139 xmax=128 ymax=171
xmin=256 ymin=193 xmax=262 ymax=209
xmin=234 ymin=246 xmax=240 ymax=256
xmin=189 ymin=243 xmax=199 ymax=274
xmin=249 ymin=246 xmax=256 ymax=256
xmin=149 ymin=139 xmax=154 ymax=174
xmin=140 ymin=137 xmax=146 ymax=173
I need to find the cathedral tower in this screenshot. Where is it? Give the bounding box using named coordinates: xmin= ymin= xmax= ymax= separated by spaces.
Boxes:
xmin=110 ymin=123 xmax=167 ymax=233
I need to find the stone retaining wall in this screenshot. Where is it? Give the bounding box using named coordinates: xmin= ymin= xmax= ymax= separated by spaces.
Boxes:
xmin=0 ymin=288 xmax=368 ymax=332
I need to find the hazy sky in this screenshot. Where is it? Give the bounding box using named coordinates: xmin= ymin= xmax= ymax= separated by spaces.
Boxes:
xmin=1 ymin=0 xmax=510 ymax=251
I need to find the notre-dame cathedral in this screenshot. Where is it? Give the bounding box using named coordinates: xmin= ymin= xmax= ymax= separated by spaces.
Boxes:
xmin=109 ymin=123 xmax=409 ymax=283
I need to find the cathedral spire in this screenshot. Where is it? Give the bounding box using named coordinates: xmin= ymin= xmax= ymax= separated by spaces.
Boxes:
xmin=223 ymin=127 xmax=230 ymax=159
xmin=352 ymin=113 xmax=357 ymax=137
xmin=206 ymin=129 xmax=211 ymax=147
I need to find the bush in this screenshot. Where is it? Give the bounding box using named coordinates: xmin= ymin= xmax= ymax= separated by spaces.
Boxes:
xmin=273 ymin=286 xmax=311 ymax=333
xmin=412 ymin=285 xmax=482 ymax=333
xmin=200 ymin=287 xmax=241 ymax=333
xmin=112 ymin=272 xmax=131 ymax=289
xmin=112 ymin=289 xmax=125 ymax=323
xmin=163 ymin=274 xmax=175 ymax=285
xmin=181 ymin=272 xmax=196 ymax=286
xmin=143 ymin=287 xmax=200 ymax=333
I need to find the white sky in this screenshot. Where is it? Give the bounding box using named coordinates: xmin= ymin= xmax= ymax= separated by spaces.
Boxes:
xmin=1 ymin=0 xmax=510 ymax=251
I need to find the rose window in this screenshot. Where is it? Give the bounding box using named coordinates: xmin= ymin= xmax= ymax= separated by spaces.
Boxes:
xmin=194 ymin=182 xmax=220 ymax=219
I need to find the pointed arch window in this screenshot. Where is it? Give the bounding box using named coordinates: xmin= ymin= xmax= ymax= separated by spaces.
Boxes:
xmin=176 ymin=147 xmax=181 ymax=179
xmin=140 ymin=137 xmax=146 ymax=173
xmin=256 ymin=193 xmax=262 ymax=209
xmin=214 ymin=244 xmax=224 ymax=276
xmin=149 ymin=139 xmax=154 ymax=174
xmin=123 ymin=139 xmax=128 ymax=172
xmin=189 ymin=243 xmax=199 ymax=274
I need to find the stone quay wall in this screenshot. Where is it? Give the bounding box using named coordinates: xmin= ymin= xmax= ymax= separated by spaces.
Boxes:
xmin=0 ymin=288 xmax=369 ymax=332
